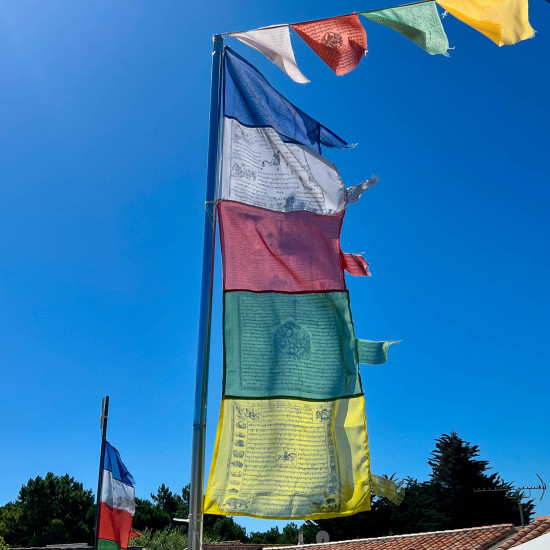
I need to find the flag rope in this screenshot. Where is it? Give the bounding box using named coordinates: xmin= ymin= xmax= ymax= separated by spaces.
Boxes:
xmin=221 ymin=0 xmax=435 ymax=35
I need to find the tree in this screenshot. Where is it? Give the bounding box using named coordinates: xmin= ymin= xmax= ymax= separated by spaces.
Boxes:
xmin=248 ymin=524 xmax=299 ymax=545
xmin=133 ymin=497 xmax=172 ymax=532
xmin=203 ymin=515 xmax=247 ymax=541
xmin=428 ymin=431 xmax=534 ymax=529
xmin=150 ymin=484 xmax=188 ymax=520
xmin=0 ymin=473 xmax=95 ymax=547
xmin=0 ymin=535 xmax=10 ymax=550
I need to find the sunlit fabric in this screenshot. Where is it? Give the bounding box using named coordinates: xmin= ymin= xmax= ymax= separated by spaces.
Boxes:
xmin=436 ymin=0 xmax=534 ymax=45
xmin=292 ymin=14 xmax=367 ymax=76
xmin=224 ymin=47 xmax=348 ymax=153
xmin=371 ymin=474 xmax=406 ymax=505
xmin=360 ymin=2 xmax=449 ymax=55
xmin=229 ymin=25 xmax=309 ymax=84
xmin=223 ymin=291 xmax=363 ymax=400
xmin=205 ymin=395 xmax=371 ymax=519
xmin=218 ymin=201 xmax=370 ymax=292
xmin=220 ymin=118 xmax=346 ymax=215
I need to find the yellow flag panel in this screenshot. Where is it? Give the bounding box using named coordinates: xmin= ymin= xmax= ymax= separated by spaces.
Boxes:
xmin=204 ymin=396 xmax=371 ymax=520
xmin=437 ymin=0 xmax=534 ymax=46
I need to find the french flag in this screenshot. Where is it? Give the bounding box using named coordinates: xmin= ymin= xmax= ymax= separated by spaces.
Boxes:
xmin=97 ymin=442 xmax=139 ymax=550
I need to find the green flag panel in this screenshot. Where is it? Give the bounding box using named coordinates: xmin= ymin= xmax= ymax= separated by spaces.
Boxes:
xmin=361 ymin=2 xmax=449 ymax=55
xmin=224 ymin=291 xmax=362 ymax=400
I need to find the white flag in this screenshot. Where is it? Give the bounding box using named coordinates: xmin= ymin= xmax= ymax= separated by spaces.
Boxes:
xmin=229 ymin=25 xmax=310 ymax=84
xmin=221 ymin=118 xmax=345 ymax=215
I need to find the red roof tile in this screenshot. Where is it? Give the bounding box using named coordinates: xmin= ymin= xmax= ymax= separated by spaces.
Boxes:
xmin=494 ymin=517 xmax=550 ymax=549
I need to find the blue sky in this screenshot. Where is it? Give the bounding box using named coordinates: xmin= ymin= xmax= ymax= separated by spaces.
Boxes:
xmin=1 ymin=0 xmax=548 ymax=536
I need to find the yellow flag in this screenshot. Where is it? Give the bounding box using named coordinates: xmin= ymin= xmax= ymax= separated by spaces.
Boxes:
xmin=437 ymin=0 xmax=534 ymax=46
xmin=205 ymin=396 xmax=371 ymax=520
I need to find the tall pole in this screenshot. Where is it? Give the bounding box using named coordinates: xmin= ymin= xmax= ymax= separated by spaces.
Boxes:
xmin=189 ymin=34 xmax=224 ymax=550
xmin=94 ymin=396 xmax=109 ymax=550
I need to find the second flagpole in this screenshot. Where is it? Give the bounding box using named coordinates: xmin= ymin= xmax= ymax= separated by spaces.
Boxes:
xmin=189 ymin=34 xmax=224 ymax=550
xmin=94 ymin=396 xmax=109 ymax=550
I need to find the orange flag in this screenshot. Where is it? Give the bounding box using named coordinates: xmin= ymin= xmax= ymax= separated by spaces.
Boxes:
xmin=292 ymin=14 xmax=367 ymax=76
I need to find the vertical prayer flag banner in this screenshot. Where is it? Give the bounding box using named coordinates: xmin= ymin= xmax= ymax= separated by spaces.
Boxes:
xmin=292 ymin=14 xmax=367 ymax=76
xmin=360 ymin=2 xmax=449 ymax=55
xmin=229 ymin=25 xmax=310 ymax=84
xmin=436 ymin=0 xmax=534 ymax=45
xmin=98 ymin=442 xmax=138 ymax=550
xmin=205 ymin=46 xmax=396 ymax=520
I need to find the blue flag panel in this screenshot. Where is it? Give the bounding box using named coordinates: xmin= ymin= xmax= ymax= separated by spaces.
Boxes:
xmin=224 ymin=47 xmax=349 ymax=154
xmin=103 ymin=441 xmax=135 ymax=487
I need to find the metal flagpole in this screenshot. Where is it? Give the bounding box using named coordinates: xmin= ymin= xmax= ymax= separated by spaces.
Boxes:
xmin=94 ymin=395 xmax=109 ymax=550
xmin=189 ymin=33 xmax=224 ymax=550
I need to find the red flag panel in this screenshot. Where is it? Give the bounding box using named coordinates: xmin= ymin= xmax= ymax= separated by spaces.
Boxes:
xmin=219 ymin=200 xmax=369 ymax=292
xmin=292 ymin=14 xmax=367 ymax=76
xmin=98 ymin=503 xmax=134 ymax=550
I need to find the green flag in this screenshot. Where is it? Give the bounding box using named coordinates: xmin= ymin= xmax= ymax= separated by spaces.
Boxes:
xmin=361 ymin=1 xmax=449 ymax=55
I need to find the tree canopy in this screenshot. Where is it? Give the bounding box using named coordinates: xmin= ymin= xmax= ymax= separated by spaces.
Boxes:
xmin=0 ymin=473 xmax=95 ymax=547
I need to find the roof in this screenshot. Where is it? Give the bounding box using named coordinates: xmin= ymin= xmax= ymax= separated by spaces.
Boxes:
xmin=197 ymin=518 xmax=550 ymax=550
xmin=494 ymin=517 xmax=550 ymax=549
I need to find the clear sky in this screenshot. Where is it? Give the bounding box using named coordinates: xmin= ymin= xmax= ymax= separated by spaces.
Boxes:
xmin=1 ymin=0 xmax=549 ymax=537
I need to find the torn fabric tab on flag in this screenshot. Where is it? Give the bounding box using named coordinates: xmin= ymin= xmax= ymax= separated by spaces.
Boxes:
xmin=224 ymin=47 xmax=348 ymax=153
xmin=204 ymin=395 xmax=371 ymax=519
xmin=360 ymin=1 xmax=449 ymax=55
xmin=436 ymin=0 xmax=534 ymax=45
xmin=292 ymin=14 xmax=367 ymax=76
xmin=218 ymin=201 xmax=370 ymax=292
xmin=223 ymin=291 xmax=362 ymax=400
xmin=357 ymin=339 xmax=400 ymax=365
xmin=229 ymin=25 xmax=310 ymax=84
xmin=221 ymin=118 xmax=346 ymax=215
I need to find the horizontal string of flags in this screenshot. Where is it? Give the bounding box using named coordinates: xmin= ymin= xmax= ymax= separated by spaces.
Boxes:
xmin=225 ymin=0 xmax=536 ymax=82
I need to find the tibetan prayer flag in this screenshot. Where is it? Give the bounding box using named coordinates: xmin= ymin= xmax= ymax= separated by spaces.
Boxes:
xmin=229 ymin=25 xmax=310 ymax=84
xmin=223 ymin=291 xmax=363 ymax=400
xmin=225 ymin=47 xmax=348 ymax=153
xmin=97 ymin=442 xmax=137 ymax=550
xmin=204 ymin=395 xmax=371 ymax=519
xmin=436 ymin=0 xmax=534 ymax=45
xmin=292 ymin=14 xmax=367 ymax=76
xmin=221 ymin=118 xmax=346 ymax=215
xmin=218 ymin=201 xmax=370 ymax=292
xmin=360 ymin=2 xmax=449 ymax=55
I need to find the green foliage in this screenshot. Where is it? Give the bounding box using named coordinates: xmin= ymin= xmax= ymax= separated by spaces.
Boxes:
xmin=0 ymin=473 xmax=95 ymax=547
xmin=0 ymin=535 xmax=10 ymax=550
xmin=248 ymin=523 xmax=299 ymax=544
xmin=136 ymin=527 xmax=188 ymax=550
xmin=203 ymin=514 xmax=247 ymax=541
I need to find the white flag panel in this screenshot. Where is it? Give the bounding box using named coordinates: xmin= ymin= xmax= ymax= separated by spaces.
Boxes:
xmin=221 ymin=118 xmax=346 ymax=215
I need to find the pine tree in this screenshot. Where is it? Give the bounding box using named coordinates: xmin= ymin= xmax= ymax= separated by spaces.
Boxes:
xmin=428 ymin=431 xmax=534 ymax=528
